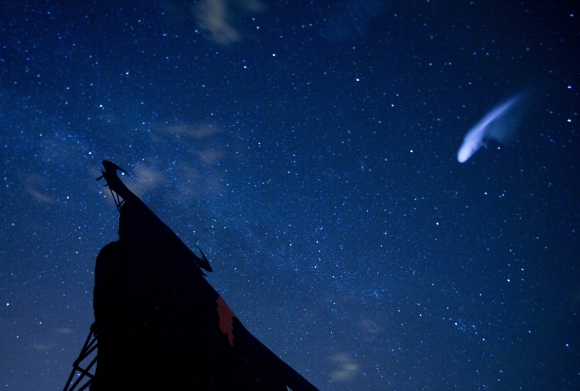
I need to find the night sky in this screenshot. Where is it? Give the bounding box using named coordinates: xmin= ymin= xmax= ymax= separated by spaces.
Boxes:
xmin=1 ymin=0 xmax=579 ymax=390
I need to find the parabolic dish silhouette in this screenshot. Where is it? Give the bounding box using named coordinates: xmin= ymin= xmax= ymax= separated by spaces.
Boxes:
xmin=63 ymin=160 xmax=318 ymax=391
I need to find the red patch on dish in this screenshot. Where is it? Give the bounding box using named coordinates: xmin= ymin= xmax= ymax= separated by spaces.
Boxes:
xmin=216 ymin=295 xmax=236 ymax=347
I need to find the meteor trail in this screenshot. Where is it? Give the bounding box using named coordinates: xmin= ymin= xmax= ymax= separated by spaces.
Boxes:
xmin=457 ymin=95 xmax=521 ymax=163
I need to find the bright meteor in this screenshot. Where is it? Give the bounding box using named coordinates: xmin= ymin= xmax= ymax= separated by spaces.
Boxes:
xmin=457 ymin=95 xmax=522 ymax=163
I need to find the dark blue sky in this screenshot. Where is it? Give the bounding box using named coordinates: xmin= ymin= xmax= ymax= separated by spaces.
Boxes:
xmin=1 ymin=0 xmax=579 ymax=389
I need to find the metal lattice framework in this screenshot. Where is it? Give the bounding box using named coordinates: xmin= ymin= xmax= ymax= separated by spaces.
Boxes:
xmin=63 ymin=322 xmax=98 ymax=391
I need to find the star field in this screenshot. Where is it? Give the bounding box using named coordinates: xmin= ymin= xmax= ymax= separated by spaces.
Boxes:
xmin=1 ymin=1 xmax=579 ymax=390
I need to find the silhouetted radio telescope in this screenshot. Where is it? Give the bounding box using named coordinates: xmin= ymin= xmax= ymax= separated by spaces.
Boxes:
xmin=63 ymin=160 xmax=318 ymax=391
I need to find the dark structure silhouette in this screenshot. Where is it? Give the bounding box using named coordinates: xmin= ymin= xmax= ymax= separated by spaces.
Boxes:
xmin=63 ymin=160 xmax=318 ymax=391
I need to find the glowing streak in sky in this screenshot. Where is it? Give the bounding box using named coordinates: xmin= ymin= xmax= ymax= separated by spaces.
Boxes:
xmin=457 ymin=96 xmax=520 ymax=163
